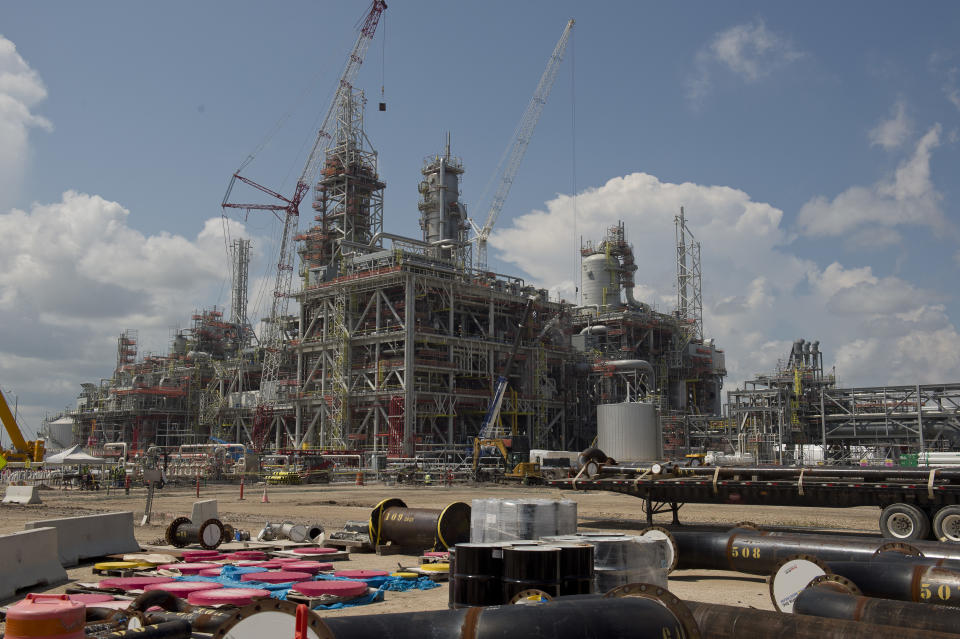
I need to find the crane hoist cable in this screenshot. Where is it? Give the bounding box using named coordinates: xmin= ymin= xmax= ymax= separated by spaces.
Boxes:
xmin=470 ymin=18 xmax=574 ymax=272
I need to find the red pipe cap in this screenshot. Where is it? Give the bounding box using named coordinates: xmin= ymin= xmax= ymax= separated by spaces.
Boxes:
xmin=283 ymin=561 xmax=332 ymax=574
xmin=98 ymin=577 xmax=176 ymax=591
xmin=240 ymin=571 xmax=311 ymax=584
xmin=290 ymin=580 xmax=367 ymax=598
xmin=181 ymin=550 xmax=221 ymax=560
xmin=143 ymin=582 xmax=224 ymax=595
xmin=187 ymin=588 xmax=270 ymax=607
xmin=157 ymin=562 xmax=220 ymax=575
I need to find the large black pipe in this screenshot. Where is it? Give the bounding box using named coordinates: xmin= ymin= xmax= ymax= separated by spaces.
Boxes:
xmin=164 ymin=516 xmax=224 ymax=549
xmin=675 ymin=528 xmax=960 ymax=574
xmin=128 ymin=589 xmax=230 ymax=632
xmin=826 ymin=560 xmax=960 ymax=607
xmin=141 ymin=609 xmax=233 ymax=633
xmin=688 ymin=601 xmax=960 ymax=639
xmin=795 ymin=583 xmax=960 ymax=633
xmin=321 ymin=594 xmax=696 ymax=639
xmin=88 ymin=621 xmax=192 ymax=639
xmin=641 ymin=465 xmax=960 ymax=482
xmin=369 ymin=498 xmax=470 ymax=550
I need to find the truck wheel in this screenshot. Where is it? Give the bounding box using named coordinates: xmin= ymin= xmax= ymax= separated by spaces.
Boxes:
xmin=933 ymin=506 xmax=960 ymax=542
xmin=880 ymin=503 xmax=930 ymax=540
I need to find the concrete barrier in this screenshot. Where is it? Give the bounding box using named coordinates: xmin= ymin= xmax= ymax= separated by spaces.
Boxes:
xmin=24 ymin=511 xmax=141 ymax=567
xmin=2 ymin=485 xmax=42 ymax=504
xmin=191 ymin=499 xmax=218 ymax=523
xmin=0 ymin=528 xmax=68 ymax=600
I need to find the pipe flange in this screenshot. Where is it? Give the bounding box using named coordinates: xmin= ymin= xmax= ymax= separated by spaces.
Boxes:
xmin=130 ymin=589 xmax=194 ymax=613
xmin=508 ymin=589 xmax=554 ymax=604
xmin=165 ymin=517 xmax=193 ymax=548
xmin=198 ymin=518 xmax=225 ymax=550
xmin=102 ymin=608 xmax=148 ymax=630
xmin=807 ymin=574 xmax=862 ymax=596
xmin=639 ymin=526 xmax=679 ymax=573
xmin=369 ymin=497 xmax=405 ymax=546
xmin=733 ymin=521 xmax=761 ymax=531
xmin=873 ymin=541 xmax=924 ymax=558
xmin=221 ymin=523 xmax=235 ymax=544
xmin=212 ymin=598 xmax=334 ymax=639
xmin=603 ymin=583 xmax=701 ymax=639
xmin=768 ymin=555 xmax=829 ymax=613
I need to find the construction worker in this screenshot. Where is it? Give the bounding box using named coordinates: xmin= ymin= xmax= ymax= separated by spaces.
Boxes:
xmin=424 ymin=473 xmax=432 ymax=485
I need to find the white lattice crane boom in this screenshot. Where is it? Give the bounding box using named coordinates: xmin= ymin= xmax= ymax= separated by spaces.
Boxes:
xmin=300 ymin=0 xmax=387 ymax=187
xmin=473 ymin=18 xmax=573 ymax=272
xmin=221 ymin=1 xmax=387 ymax=448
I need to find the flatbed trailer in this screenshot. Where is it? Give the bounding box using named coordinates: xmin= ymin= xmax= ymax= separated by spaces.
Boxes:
xmin=549 ymin=467 xmax=960 ymax=541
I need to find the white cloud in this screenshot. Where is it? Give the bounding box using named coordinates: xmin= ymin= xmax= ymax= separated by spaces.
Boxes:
xmin=944 ymin=67 xmax=960 ymax=112
xmin=687 ymin=19 xmax=805 ymax=103
xmin=797 ymin=124 xmax=945 ymax=239
xmin=0 ymin=191 xmax=259 ymax=434
xmin=868 ymin=100 xmax=912 ymax=149
xmin=0 ymin=36 xmax=51 ymax=210
xmin=490 ymin=171 xmax=960 ymax=394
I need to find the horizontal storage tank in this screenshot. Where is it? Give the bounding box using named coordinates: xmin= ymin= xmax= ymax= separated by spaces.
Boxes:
xmin=597 ymin=402 xmax=661 ymax=462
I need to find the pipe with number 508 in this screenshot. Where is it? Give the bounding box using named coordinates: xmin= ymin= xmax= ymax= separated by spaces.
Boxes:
xmin=673 ymin=528 xmax=960 ymax=574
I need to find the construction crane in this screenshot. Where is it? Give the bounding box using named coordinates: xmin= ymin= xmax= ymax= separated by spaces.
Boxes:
xmin=0 ymin=389 xmax=45 ymax=466
xmin=473 ymin=298 xmax=541 ymax=482
xmin=221 ymin=0 xmax=387 ymax=451
xmin=471 ymin=19 xmax=574 ymax=272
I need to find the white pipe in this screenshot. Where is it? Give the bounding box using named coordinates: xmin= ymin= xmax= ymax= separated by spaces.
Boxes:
xmin=600 ymin=359 xmax=657 ymax=391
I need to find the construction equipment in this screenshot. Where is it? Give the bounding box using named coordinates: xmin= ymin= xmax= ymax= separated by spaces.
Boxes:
xmin=478 ymin=297 xmax=535 ymax=440
xmin=221 ymin=0 xmax=387 ymax=450
xmin=0 ymin=388 xmax=44 ymax=465
xmin=471 ymin=19 xmax=573 ymax=272
xmin=471 ymin=438 xmax=542 ymax=484
xmin=473 ymin=298 xmax=539 ymax=481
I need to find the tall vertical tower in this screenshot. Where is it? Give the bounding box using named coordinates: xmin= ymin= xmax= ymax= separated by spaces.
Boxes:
xmin=418 ymin=134 xmax=469 ymax=262
xmin=229 ymin=238 xmax=250 ymax=329
xmin=675 ymin=207 xmax=702 ymax=341
xmin=301 ymin=90 xmax=385 ymax=278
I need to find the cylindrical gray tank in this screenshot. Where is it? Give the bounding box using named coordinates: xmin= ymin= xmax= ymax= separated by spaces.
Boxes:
xmin=581 ymin=253 xmax=620 ymax=310
xmin=597 ymin=402 xmax=661 ymax=461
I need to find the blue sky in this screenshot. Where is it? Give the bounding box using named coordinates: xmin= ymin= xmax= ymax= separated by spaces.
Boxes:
xmin=2 ymin=1 xmax=960 ymax=437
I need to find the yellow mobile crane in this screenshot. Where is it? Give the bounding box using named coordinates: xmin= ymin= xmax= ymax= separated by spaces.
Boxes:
xmin=0 ymin=389 xmax=45 ymax=466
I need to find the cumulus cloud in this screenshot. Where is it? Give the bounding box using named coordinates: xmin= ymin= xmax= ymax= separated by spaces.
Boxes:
xmin=687 ymin=19 xmax=805 ymax=103
xmin=490 ymin=171 xmax=960 ymax=393
xmin=797 ymin=124 xmax=945 ymax=240
xmin=0 ymin=35 xmax=51 ymax=210
xmin=944 ymin=67 xmax=960 ymax=112
xmin=0 ymin=191 xmax=256 ymax=434
xmin=868 ymin=100 xmax=912 ymax=149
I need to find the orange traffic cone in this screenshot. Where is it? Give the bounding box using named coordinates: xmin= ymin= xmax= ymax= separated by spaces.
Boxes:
xmin=261 ymin=485 xmax=269 ymax=503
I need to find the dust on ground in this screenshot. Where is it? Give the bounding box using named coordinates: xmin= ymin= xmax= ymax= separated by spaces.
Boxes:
xmin=0 ymin=481 xmax=883 ymax=617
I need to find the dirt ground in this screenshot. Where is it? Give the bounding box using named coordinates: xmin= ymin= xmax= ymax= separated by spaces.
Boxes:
xmin=0 ymin=480 xmax=884 ymax=619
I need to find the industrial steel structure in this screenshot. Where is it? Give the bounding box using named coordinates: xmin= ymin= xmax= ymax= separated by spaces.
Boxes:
xmin=727 ymin=340 xmax=960 ymax=463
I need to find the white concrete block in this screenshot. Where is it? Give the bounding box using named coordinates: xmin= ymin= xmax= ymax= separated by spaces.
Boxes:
xmin=191 ymin=499 xmax=218 ymax=523
xmin=2 ymin=485 xmax=41 ymax=505
xmin=0 ymin=528 xmax=67 ymax=600
xmin=24 ymin=511 xmax=141 ymax=567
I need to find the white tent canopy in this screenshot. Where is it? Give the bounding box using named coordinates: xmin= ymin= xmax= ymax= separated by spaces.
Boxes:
xmin=45 ymin=445 xmax=106 ymax=465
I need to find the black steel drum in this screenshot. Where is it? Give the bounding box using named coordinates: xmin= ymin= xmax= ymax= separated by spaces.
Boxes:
xmin=502 ymin=545 xmax=561 ymax=601
xmin=451 ymin=543 xmax=506 ymax=608
xmin=556 ymin=543 xmax=594 ymax=595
